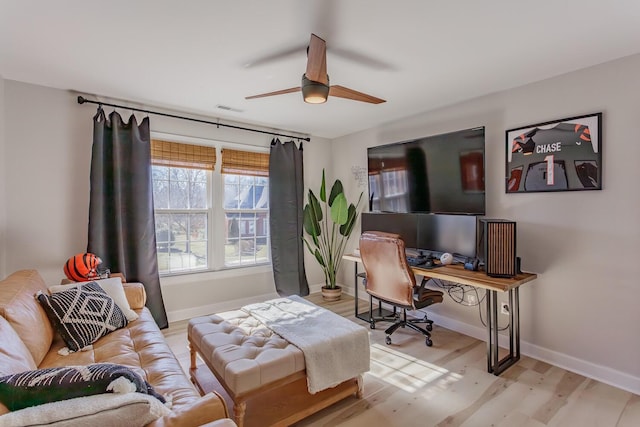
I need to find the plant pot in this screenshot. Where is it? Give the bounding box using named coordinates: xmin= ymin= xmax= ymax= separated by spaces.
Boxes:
xmin=321 ymin=285 xmax=342 ymax=302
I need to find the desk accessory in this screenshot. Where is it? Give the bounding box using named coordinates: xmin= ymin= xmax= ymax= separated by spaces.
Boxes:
xmin=440 ymin=252 xmax=453 ymax=265
xmin=464 ymin=257 xmax=480 ymax=271
xmin=482 ymin=219 xmax=517 ymax=277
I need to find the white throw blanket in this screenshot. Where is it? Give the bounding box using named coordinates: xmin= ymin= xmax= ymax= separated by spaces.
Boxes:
xmin=242 ymin=295 xmax=370 ymax=394
xmin=0 ymin=393 xmax=170 ymax=427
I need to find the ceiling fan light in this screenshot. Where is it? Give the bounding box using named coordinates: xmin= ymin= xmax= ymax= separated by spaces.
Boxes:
xmin=301 ymin=74 xmax=329 ymax=104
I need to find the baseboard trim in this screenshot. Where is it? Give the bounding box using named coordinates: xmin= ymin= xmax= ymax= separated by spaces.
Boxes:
xmin=519 ymin=339 xmax=640 ymax=396
xmin=415 ymin=310 xmax=640 ymax=395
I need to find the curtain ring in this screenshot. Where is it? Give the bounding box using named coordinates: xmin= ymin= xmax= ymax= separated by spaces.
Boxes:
xmin=93 ymin=104 xmax=105 ymax=122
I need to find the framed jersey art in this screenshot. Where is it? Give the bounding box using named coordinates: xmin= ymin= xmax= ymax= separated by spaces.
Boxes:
xmin=506 ymin=113 xmax=602 ymax=193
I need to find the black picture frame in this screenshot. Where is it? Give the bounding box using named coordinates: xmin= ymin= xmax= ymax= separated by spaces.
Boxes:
xmin=505 ymin=112 xmax=602 ymax=193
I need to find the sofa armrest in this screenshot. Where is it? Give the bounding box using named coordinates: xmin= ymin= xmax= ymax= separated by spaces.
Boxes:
xmin=200 ymin=420 xmax=238 ymax=427
xmin=123 ymin=282 xmax=147 ymax=310
xmin=146 ymin=392 xmax=230 ymax=427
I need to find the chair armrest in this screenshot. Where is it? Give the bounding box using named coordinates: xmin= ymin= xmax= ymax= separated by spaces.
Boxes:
xmin=122 ymin=282 xmax=147 ymax=310
xmin=414 ymin=277 xmax=444 ymax=304
xmin=146 ymin=392 xmax=230 ymax=427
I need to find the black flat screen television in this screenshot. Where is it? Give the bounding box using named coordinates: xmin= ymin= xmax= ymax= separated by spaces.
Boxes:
xmin=367 ymin=127 xmax=486 ymax=215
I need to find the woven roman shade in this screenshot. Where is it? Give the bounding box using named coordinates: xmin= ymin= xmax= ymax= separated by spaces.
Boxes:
xmin=151 ymin=139 xmax=216 ymax=170
xmin=221 ymin=148 xmax=270 ymax=177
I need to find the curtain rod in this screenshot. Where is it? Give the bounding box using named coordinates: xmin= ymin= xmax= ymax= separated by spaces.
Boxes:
xmin=76 ymin=96 xmax=311 ymax=142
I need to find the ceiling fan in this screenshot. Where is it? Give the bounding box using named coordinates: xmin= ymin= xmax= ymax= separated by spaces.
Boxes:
xmin=245 ymin=34 xmax=386 ymax=105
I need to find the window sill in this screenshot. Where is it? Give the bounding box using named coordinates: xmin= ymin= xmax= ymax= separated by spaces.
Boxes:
xmin=159 ymin=263 xmax=272 ymax=287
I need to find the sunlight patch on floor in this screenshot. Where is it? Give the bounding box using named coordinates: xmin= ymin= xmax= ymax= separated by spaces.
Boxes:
xmin=367 ymin=343 xmax=463 ymax=394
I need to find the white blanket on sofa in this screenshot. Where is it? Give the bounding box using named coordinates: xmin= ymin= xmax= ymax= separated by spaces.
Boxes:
xmin=242 ymin=295 xmax=370 ymax=394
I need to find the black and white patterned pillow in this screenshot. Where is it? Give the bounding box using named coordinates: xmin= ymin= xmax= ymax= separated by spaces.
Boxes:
xmin=36 ymin=281 xmax=128 ymax=352
xmin=0 ymin=363 xmax=165 ymax=411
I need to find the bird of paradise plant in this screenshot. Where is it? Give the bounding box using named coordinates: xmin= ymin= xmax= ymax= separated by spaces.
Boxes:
xmin=303 ymin=169 xmax=363 ymax=290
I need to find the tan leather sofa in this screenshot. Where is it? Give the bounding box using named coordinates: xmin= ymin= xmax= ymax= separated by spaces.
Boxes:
xmin=0 ymin=269 xmax=236 ymax=427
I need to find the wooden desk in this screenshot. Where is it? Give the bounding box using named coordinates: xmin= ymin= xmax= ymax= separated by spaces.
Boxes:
xmin=343 ymin=254 xmax=538 ymax=375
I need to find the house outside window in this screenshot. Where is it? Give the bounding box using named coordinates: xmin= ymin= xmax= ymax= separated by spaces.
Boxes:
xmin=223 ymin=175 xmax=269 ymax=266
xmin=151 ymin=139 xmax=270 ymax=274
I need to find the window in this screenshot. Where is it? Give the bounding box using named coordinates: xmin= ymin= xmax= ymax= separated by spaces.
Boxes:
xmin=153 ymin=166 xmax=209 ymax=273
xmin=151 ymin=139 xmax=270 ymax=274
xmin=221 ymin=149 xmax=270 ymax=267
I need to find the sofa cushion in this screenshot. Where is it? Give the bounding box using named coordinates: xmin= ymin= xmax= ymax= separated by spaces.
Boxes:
xmin=0 ymin=316 xmax=37 ymax=377
xmin=0 ymin=270 xmax=54 ymax=365
xmin=49 ymin=277 xmax=139 ymax=322
xmin=36 ymin=282 xmax=128 ymax=352
xmin=0 ymin=363 xmax=165 ymax=411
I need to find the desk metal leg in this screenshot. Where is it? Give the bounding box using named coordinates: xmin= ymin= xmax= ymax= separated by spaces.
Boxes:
xmin=486 ymin=287 xmax=521 ymax=375
xmin=354 ymin=263 xmax=360 ymax=319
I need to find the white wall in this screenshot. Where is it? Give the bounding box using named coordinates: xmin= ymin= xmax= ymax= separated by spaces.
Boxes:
xmin=1 ymin=80 xmax=330 ymax=321
xmin=4 ymin=82 xmax=92 ymax=280
xmin=301 ymin=136 xmax=334 ymax=290
xmin=332 ymin=54 xmax=640 ymax=393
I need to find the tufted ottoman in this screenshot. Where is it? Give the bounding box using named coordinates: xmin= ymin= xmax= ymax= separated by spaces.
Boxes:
xmin=188 ymin=309 xmax=363 ymax=427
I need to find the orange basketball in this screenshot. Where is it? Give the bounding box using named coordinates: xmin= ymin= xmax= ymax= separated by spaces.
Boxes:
xmin=63 ymin=253 xmax=102 ymax=282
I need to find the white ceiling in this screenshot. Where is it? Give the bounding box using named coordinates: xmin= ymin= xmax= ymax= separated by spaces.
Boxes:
xmin=1 ymin=0 xmax=639 ymax=139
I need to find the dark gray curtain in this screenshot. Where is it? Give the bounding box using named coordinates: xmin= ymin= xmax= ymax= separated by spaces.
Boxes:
xmin=88 ymin=108 xmax=168 ymax=329
xmin=269 ymin=139 xmax=309 ymax=296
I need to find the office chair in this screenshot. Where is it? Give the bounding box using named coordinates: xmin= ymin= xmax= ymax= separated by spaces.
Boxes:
xmin=359 ymin=231 xmax=444 ymax=346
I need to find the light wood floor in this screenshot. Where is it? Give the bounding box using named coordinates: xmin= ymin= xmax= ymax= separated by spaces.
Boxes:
xmin=163 ymin=294 xmax=640 ymax=427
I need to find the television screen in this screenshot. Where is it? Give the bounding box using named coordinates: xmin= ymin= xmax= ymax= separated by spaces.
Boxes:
xmin=367 ymin=127 xmax=485 ymax=215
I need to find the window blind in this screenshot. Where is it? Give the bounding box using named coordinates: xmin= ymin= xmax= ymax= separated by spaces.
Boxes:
xmin=221 ymin=148 xmax=269 ymax=177
xmin=151 ymin=139 xmax=216 ymax=170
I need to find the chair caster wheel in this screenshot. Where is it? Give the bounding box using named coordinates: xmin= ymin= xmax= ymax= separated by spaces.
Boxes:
xmin=385 ymin=336 xmax=392 ymax=345
xmin=426 ymin=324 xmax=433 ymax=332
xmin=425 ymin=337 xmax=433 ymax=347
xmin=370 ymin=322 xmax=376 ymax=330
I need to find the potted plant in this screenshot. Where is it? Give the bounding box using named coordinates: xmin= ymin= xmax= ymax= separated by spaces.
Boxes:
xmin=303 ymin=169 xmax=363 ymax=301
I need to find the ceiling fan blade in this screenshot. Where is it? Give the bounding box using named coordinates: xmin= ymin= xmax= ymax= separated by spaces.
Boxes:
xmin=329 ymin=85 xmax=386 ymax=104
xmin=330 ymin=47 xmax=397 ymax=71
xmin=242 ymin=44 xmax=306 ymax=68
xmin=245 ymin=87 xmax=301 ymax=100
xmin=306 ymin=34 xmax=328 ymax=85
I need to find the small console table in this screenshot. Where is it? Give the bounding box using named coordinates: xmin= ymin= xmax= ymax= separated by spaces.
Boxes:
xmin=343 ymin=254 xmax=537 ymax=375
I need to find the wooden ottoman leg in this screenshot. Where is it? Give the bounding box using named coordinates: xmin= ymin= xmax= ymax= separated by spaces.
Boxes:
xmin=233 ymin=400 xmax=246 ymax=427
xmin=356 ymin=375 xmax=364 ymax=399
xmin=189 ymin=340 xmax=197 ymax=371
